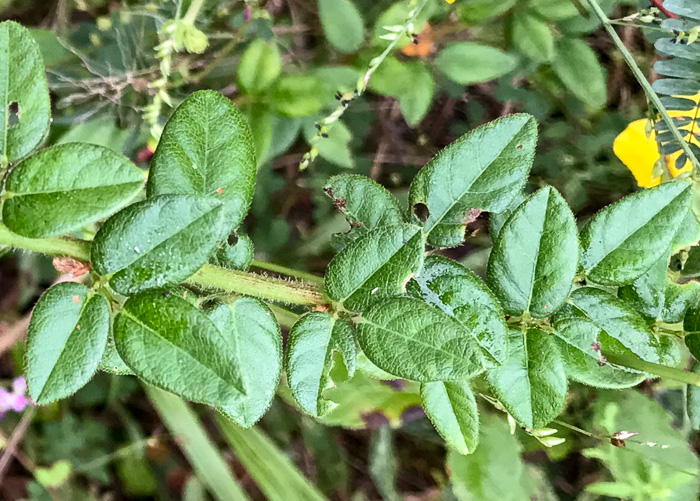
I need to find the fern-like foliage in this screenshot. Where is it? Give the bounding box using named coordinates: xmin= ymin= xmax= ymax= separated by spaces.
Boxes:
xmin=652 ymin=0 xmax=700 ymax=168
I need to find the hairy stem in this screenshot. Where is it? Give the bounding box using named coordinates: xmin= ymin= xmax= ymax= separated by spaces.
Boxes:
xmin=189 ymin=265 xmax=326 ymax=306
xmin=251 ymin=259 xmax=324 ymax=285
xmin=603 ymin=350 xmax=700 ymax=386
xmin=0 ymin=223 xmax=91 ymax=261
xmin=584 ymin=0 xmax=700 ymax=173
xmin=0 ymin=224 xmax=326 ymax=307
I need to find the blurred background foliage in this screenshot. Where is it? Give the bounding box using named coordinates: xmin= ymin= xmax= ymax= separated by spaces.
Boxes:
xmin=1 ymin=0 xmax=699 ymax=499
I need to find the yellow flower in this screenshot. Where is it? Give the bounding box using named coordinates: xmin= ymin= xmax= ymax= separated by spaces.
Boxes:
xmin=445 ymin=0 xmax=455 ymax=3
xmin=614 ymin=94 xmax=699 ymax=188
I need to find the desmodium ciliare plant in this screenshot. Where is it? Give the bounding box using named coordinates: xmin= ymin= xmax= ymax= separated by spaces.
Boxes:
xmin=2 ymin=17 xmax=700 ymax=457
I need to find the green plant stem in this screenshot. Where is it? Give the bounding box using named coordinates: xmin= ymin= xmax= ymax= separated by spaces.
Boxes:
xmin=251 ymin=259 xmax=324 ymax=285
xmin=183 ymin=0 xmax=206 ymax=25
xmin=583 ymin=0 xmax=700 ymax=173
xmin=190 ymin=265 xmax=326 ymax=306
xmin=602 ymin=350 xmax=700 ymax=386
xmin=300 ymin=0 xmax=430 ymax=170
xmin=0 ymin=222 xmax=90 ymax=261
xmin=0 ymin=224 xmax=326 ymax=307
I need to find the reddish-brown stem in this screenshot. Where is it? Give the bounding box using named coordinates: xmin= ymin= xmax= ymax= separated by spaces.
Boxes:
xmin=651 ymin=0 xmax=678 ymax=18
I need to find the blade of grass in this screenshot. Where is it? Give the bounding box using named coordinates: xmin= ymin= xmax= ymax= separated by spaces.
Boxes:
xmin=145 ymin=385 xmax=250 ymax=501
xmin=215 ymin=414 xmax=328 ymax=501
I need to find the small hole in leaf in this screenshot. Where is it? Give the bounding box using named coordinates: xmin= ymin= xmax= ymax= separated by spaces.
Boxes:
xmin=227 ymin=234 xmax=239 ymax=247
xmin=8 ymin=101 xmax=20 ymax=127
xmin=413 ymin=203 xmax=430 ymax=223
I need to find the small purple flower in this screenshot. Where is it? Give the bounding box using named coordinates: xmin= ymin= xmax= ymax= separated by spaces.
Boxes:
xmin=0 ymin=376 xmax=30 ymax=419
xmin=244 ymin=6 xmax=252 ymax=23
xmin=12 ymin=376 xmax=26 ymax=394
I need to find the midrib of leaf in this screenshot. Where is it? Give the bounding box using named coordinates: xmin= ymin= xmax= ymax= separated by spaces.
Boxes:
xmin=447 ymin=385 xmax=473 ymax=453
xmin=120 ymin=308 xmax=246 ymax=397
xmin=6 ymin=180 xmax=142 ymax=197
xmin=424 ymin=127 xmax=524 ymax=235
xmin=585 ymin=186 xmax=689 ymax=271
xmin=523 ymin=197 xmax=547 ymax=314
xmin=106 ymin=201 xmax=222 ymax=275
xmin=521 ymin=330 xmax=534 ymax=425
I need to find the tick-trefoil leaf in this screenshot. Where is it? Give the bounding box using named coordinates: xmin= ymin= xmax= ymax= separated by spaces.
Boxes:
xmin=91 ymin=195 xmax=225 ymax=295
xmin=618 ymin=250 xmax=700 ymax=323
xmin=580 ymin=181 xmax=692 ymax=285
xmin=114 ymin=290 xmax=245 ymax=407
xmin=147 ymin=90 xmax=256 ymax=237
xmin=406 ymin=255 xmax=507 ymax=365
xmin=324 ymin=174 xmax=404 ymax=243
xmin=208 ymin=298 xmax=282 ymax=427
xmin=3 ymin=143 xmax=144 ymax=238
xmin=552 ymin=303 xmax=646 ymax=389
xmin=357 ymin=297 xmax=488 ymax=381
xmin=488 ymin=187 xmax=579 ymax=317
xmin=409 ymin=114 xmax=537 ymax=247
xmin=487 ymin=328 xmax=567 ymax=429
xmin=0 ymin=21 xmax=51 ymax=163
xmin=567 ymin=287 xmax=663 ymax=364
xmin=26 ymin=283 xmax=110 ymax=405
xmin=421 ymin=381 xmax=479 ymax=455
xmin=286 ymin=312 xmax=356 ymax=417
xmin=325 ymin=223 xmax=425 ymax=312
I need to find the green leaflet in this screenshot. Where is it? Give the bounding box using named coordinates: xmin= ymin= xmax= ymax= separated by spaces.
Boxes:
xmin=322 ymin=369 xmax=421 ymax=428
xmin=325 ymin=223 xmax=425 ymax=312
xmin=552 ymin=303 xmax=645 ymax=389
xmin=408 ymin=114 xmax=537 ymax=247
xmin=421 ymin=381 xmax=479 ymax=455
xmin=580 ymin=181 xmax=692 ymax=285
xmin=618 ymin=250 xmax=700 ymax=323
xmin=317 ymin=0 xmax=365 ymax=54
xmin=209 ymin=233 xmax=254 ymax=271
xmin=286 ymin=312 xmax=356 ymax=417
xmin=0 ymin=21 xmax=51 ymax=162
xmin=324 ymin=174 xmax=404 ymax=242
xmin=435 ymin=42 xmax=518 ymax=85
xmin=114 ymin=291 xmax=245 ymax=406
xmin=447 ymin=416 xmax=528 ymax=501
xmin=237 ymin=39 xmax=281 ymax=94
xmin=207 ymin=299 xmax=282 ymax=427
xmin=687 ymin=362 xmax=700 ymax=430
xmin=489 ymin=190 xmax=526 ymax=241
xmin=26 ymin=283 xmax=110 ymax=405
xmin=369 ymin=58 xmax=434 ymax=126
xmin=488 ymin=187 xmax=579 ymax=318
xmin=147 ymin=90 xmax=256 ymax=237
xmin=3 ymin=143 xmax=143 ymax=238
xmin=487 ymin=328 xmax=567 ymax=429
xmin=91 ymin=195 xmax=225 ymax=295
xmin=406 ymin=256 xmax=507 ymax=365
xmin=568 ymin=287 xmax=663 ymax=364
xmin=99 ymin=332 xmax=134 ymax=376
xmin=551 ymin=38 xmax=607 ymax=109
xmin=267 ymin=75 xmax=326 ymax=117
xmin=357 ymin=297 xmax=488 ymax=381
xmin=508 ymin=12 xmax=555 ymax=63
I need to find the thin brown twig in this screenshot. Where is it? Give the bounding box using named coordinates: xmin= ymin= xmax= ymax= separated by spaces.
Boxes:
xmin=0 ymin=408 xmax=37 ymax=485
